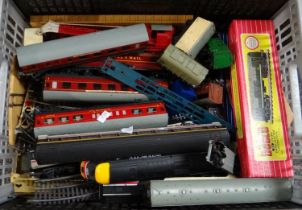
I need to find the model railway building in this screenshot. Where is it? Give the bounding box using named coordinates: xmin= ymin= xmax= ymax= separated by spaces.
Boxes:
xmin=159 ymin=17 xmax=215 ymax=86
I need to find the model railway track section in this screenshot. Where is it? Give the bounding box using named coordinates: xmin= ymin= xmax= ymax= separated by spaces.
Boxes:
xmin=101 ymin=58 xmax=232 ymax=131
xmin=28 ymin=176 xmax=99 ymax=205
xmin=37 ymin=123 xmax=222 ymax=143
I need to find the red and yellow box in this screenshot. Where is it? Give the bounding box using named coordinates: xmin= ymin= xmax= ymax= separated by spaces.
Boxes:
xmin=228 ymin=20 xmax=293 ymax=178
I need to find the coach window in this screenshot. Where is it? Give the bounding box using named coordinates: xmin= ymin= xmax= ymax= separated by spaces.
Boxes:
xmin=121 ymin=85 xmax=129 ymax=91
xmin=122 ymin=110 xmax=127 ymax=115
xmin=44 ymin=118 xmax=54 ymax=125
xmin=59 ymin=116 xmax=69 ymax=123
xmin=73 ymin=115 xmax=83 ymax=122
xmin=93 ymin=84 xmax=102 ymax=90
xmin=78 ymin=83 xmax=87 ymax=89
xmin=62 ymin=82 xmax=71 ymax=89
xmin=132 ymin=109 xmax=142 ymax=115
xmin=108 ymin=84 xmax=116 ymax=90
xmin=147 ymin=107 xmax=157 ymax=113
xmin=116 ymin=111 xmax=120 ymax=116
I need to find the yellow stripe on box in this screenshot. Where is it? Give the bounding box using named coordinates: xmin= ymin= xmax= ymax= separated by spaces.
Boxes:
xmin=231 ymin=63 xmax=243 ymax=139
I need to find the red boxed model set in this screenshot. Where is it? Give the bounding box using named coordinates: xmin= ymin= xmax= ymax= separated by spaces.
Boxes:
xmin=228 ymin=20 xmax=293 ymax=178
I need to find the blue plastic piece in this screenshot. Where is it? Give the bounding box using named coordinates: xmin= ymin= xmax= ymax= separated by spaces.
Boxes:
xmin=101 ymin=58 xmax=232 ymax=131
xmin=171 ymin=80 xmax=197 ymax=102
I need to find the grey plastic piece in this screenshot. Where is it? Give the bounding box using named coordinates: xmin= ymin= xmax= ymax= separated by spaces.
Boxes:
xmin=206 ymin=140 xmax=235 ymax=174
xmin=175 ymin=17 xmax=215 ymax=59
xmin=43 ymin=90 xmax=149 ymax=103
xmin=149 ymin=178 xmax=292 ymax=207
xmin=16 ymin=24 xmax=149 ymax=67
xmin=159 ymin=44 xmax=209 ymax=86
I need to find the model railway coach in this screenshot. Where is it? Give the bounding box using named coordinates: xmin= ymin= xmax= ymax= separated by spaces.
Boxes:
xmin=16 ymin=24 xmax=151 ymax=74
xmin=43 ymin=75 xmax=168 ymax=103
xmin=34 ymin=102 xmax=168 ymax=138
xmin=147 ymin=24 xmax=174 ymax=53
xmin=248 ymin=51 xmax=272 ymax=122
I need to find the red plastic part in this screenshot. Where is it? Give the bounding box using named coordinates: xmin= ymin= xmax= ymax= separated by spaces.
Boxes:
xmin=83 ymin=53 xmax=162 ymax=71
xmin=53 ymin=23 xmax=174 ymax=53
xmin=195 ymin=83 xmax=223 ymax=105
